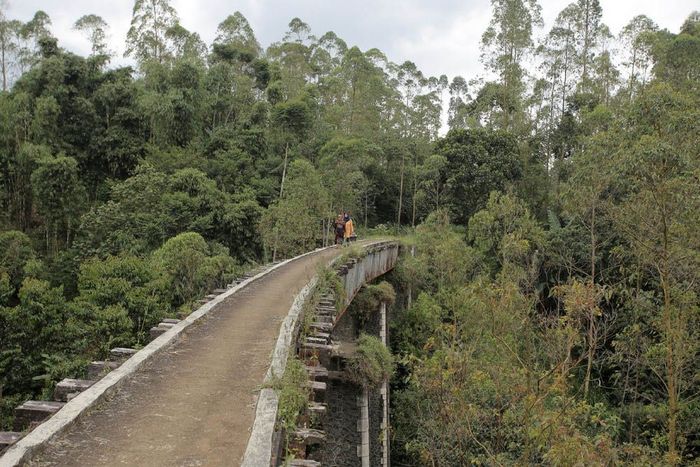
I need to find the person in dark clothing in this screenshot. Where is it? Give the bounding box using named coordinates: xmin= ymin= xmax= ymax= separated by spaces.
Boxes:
xmin=334 ymin=214 xmax=345 ymax=245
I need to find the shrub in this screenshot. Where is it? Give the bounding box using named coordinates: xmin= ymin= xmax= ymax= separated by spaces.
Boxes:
xmin=273 ymin=357 xmax=310 ymax=433
xmin=349 ymin=281 xmax=395 ymax=326
xmin=151 ymin=232 xmax=235 ymax=307
xmin=76 ymin=254 xmax=168 ymax=344
xmin=0 ymin=230 xmax=36 ymax=294
xmin=346 ymin=333 xmax=394 ymax=388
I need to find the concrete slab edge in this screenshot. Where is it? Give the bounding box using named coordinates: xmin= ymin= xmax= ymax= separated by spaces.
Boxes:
xmin=0 ymin=247 xmax=332 ymax=467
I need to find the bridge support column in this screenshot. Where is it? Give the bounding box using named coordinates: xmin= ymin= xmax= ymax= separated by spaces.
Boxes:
xmin=358 ymin=388 xmax=370 ymax=467
xmin=380 ymin=301 xmax=390 ymax=466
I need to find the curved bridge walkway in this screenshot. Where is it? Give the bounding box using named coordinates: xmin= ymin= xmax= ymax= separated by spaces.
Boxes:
xmin=27 ymin=247 xmax=344 ymax=467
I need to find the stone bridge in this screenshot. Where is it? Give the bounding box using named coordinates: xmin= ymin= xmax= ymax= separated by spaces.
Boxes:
xmin=0 ymin=240 xmax=399 ymax=467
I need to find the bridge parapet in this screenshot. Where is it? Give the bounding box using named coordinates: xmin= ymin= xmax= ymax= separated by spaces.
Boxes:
xmin=243 ymin=240 xmax=399 ymax=466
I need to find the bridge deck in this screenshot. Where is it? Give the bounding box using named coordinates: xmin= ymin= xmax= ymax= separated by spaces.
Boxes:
xmin=29 ymin=248 xmax=341 ymax=467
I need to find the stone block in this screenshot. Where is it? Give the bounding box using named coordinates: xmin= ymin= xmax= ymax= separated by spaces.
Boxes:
xmin=307 ymin=402 xmax=327 ymax=417
xmin=0 ymin=432 xmax=21 ymax=451
xmin=289 ymin=460 xmax=321 ymax=467
xmin=87 ymin=361 xmax=119 ymax=380
xmin=110 ymin=347 xmax=137 ymax=360
xmin=161 ymin=318 xmax=180 ymax=324
xmin=305 ymin=365 xmax=329 ymax=382
xmin=212 ymin=288 xmax=227 ymax=294
xmin=14 ymin=401 xmax=65 ymax=430
xmin=149 ymin=325 xmax=170 ymax=340
xmin=53 ymin=379 xmax=95 ymax=402
xmin=291 ymin=428 xmax=326 ymax=446
xmin=306 ymin=336 xmax=327 ymax=345
xmin=308 ymin=380 xmax=326 ymax=401
xmin=309 ymin=322 xmax=332 ymax=332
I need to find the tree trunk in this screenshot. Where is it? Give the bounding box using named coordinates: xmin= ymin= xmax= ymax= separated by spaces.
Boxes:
xmin=584 ymin=204 xmax=597 ymax=398
xmin=662 ymin=273 xmax=679 ymax=464
xmin=1 ymin=41 xmax=6 ymax=92
xmin=582 ymin=1 xmax=590 ymax=84
xmin=364 ymin=189 xmax=369 ymax=229
xmin=397 ymin=153 xmax=405 ymax=230
xmin=411 ymin=157 xmax=417 ymax=228
xmin=280 ymin=142 xmax=289 ymax=198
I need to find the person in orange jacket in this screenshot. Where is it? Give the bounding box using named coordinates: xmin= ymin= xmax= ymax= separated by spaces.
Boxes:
xmin=343 ymin=213 xmax=355 ymax=244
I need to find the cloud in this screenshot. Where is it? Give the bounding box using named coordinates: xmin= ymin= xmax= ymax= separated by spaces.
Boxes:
xmin=4 ymin=0 xmax=697 ymax=81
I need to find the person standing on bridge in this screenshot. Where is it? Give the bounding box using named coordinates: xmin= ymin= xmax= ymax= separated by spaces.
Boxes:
xmin=334 ymin=214 xmax=345 ymax=245
xmin=343 ymin=212 xmax=355 ymax=245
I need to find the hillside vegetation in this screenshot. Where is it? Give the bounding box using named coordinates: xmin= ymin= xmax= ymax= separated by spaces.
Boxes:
xmin=0 ymin=1 xmax=698 ymax=464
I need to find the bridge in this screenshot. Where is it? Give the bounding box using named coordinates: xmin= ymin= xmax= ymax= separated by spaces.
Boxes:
xmin=0 ymin=240 xmax=399 ymax=467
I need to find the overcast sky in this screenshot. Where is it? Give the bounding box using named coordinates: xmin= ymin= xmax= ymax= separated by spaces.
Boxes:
xmin=5 ymin=0 xmax=697 ymax=81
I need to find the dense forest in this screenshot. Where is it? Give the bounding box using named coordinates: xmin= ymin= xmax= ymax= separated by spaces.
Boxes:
xmin=0 ymin=0 xmax=698 ymax=464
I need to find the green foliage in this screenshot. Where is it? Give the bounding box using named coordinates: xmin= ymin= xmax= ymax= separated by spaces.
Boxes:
xmin=0 ymin=278 xmax=84 ymax=398
xmin=0 ymin=2 xmax=697 ymax=461
xmin=468 ymin=191 xmax=545 ymax=283
xmin=75 ymin=254 xmax=168 ymax=345
xmin=346 ymin=333 xmax=394 ymax=388
xmin=0 ymin=230 xmax=36 ymax=294
xmin=259 ymin=159 xmax=327 ymax=259
xmin=436 ymin=129 xmax=523 ymax=224
xmin=349 ymin=281 xmax=395 ymax=326
xmin=272 ymin=357 xmax=309 ymax=433
xmin=31 ymin=154 xmax=86 ymax=252
xmin=151 ymin=232 xmax=234 ymax=308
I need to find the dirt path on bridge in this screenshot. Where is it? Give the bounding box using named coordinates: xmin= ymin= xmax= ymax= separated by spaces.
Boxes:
xmin=29 ymin=247 xmax=342 ymax=467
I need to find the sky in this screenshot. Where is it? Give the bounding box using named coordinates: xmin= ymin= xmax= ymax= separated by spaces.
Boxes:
xmin=5 ymin=0 xmax=697 ymax=82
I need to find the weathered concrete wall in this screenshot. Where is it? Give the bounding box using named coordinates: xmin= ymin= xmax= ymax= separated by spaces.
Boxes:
xmin=336 ymin=243 xmax=400 ymax=320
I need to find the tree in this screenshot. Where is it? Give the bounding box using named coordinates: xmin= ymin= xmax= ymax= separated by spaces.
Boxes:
xmin=436 ymin=129 xmax=522 ymax=224
xmin=0 ymin=230 xmax=35 ymax=295
xmin=0 ymin=1 xmax=22 ymax=90
xmin=151 ymin=232 xmax=234 ymax=307
xmin=73 ymin=14 xmax=109 ymax=58
xmin=610 ymin=84 xmax=700 ymax=463
xmin=652 ymin=12 xmax=700 ymax=90
xmin=214 ymin=12 xmax=261 ymax=56
xmin=31 ymin=155 xmax=86 ymax=253
xmin=575 ymin=0 xmax=603 ymax=86
xmin=619 ymin=15 xmax=658 ymax=97
xmin=481 ymin=0 xmax=543 ymax=129
xmin=16 ymin=10 xmax=52 ymax=73
xmin=125 ymin=0 xmax=178 ymax=65
xmin=76 ymin=255 xmax=168 ymax=344
xmin=259 ymin=159 xmax=327 ymax=260
xmin=447 ymin=76 xmax=470 ymax=129
xmin=0 ymin=278 xmax=81 ymax=396
xmin=270 ymin=97 xmax=313 ymax=196
xmin=165 ymin=23 xmax=207 ymax=63
xmin=418 ymin=154 xmax=448 ymax=212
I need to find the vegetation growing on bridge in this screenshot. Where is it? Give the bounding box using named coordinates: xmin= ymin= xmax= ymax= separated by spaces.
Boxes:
xmin=0 ymin=0 xmax=697 ymax=464
xmin=346 ymin=333 xmax=394 ymax=389
xmin=349 ymin=281 xmax=396 ymax=327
